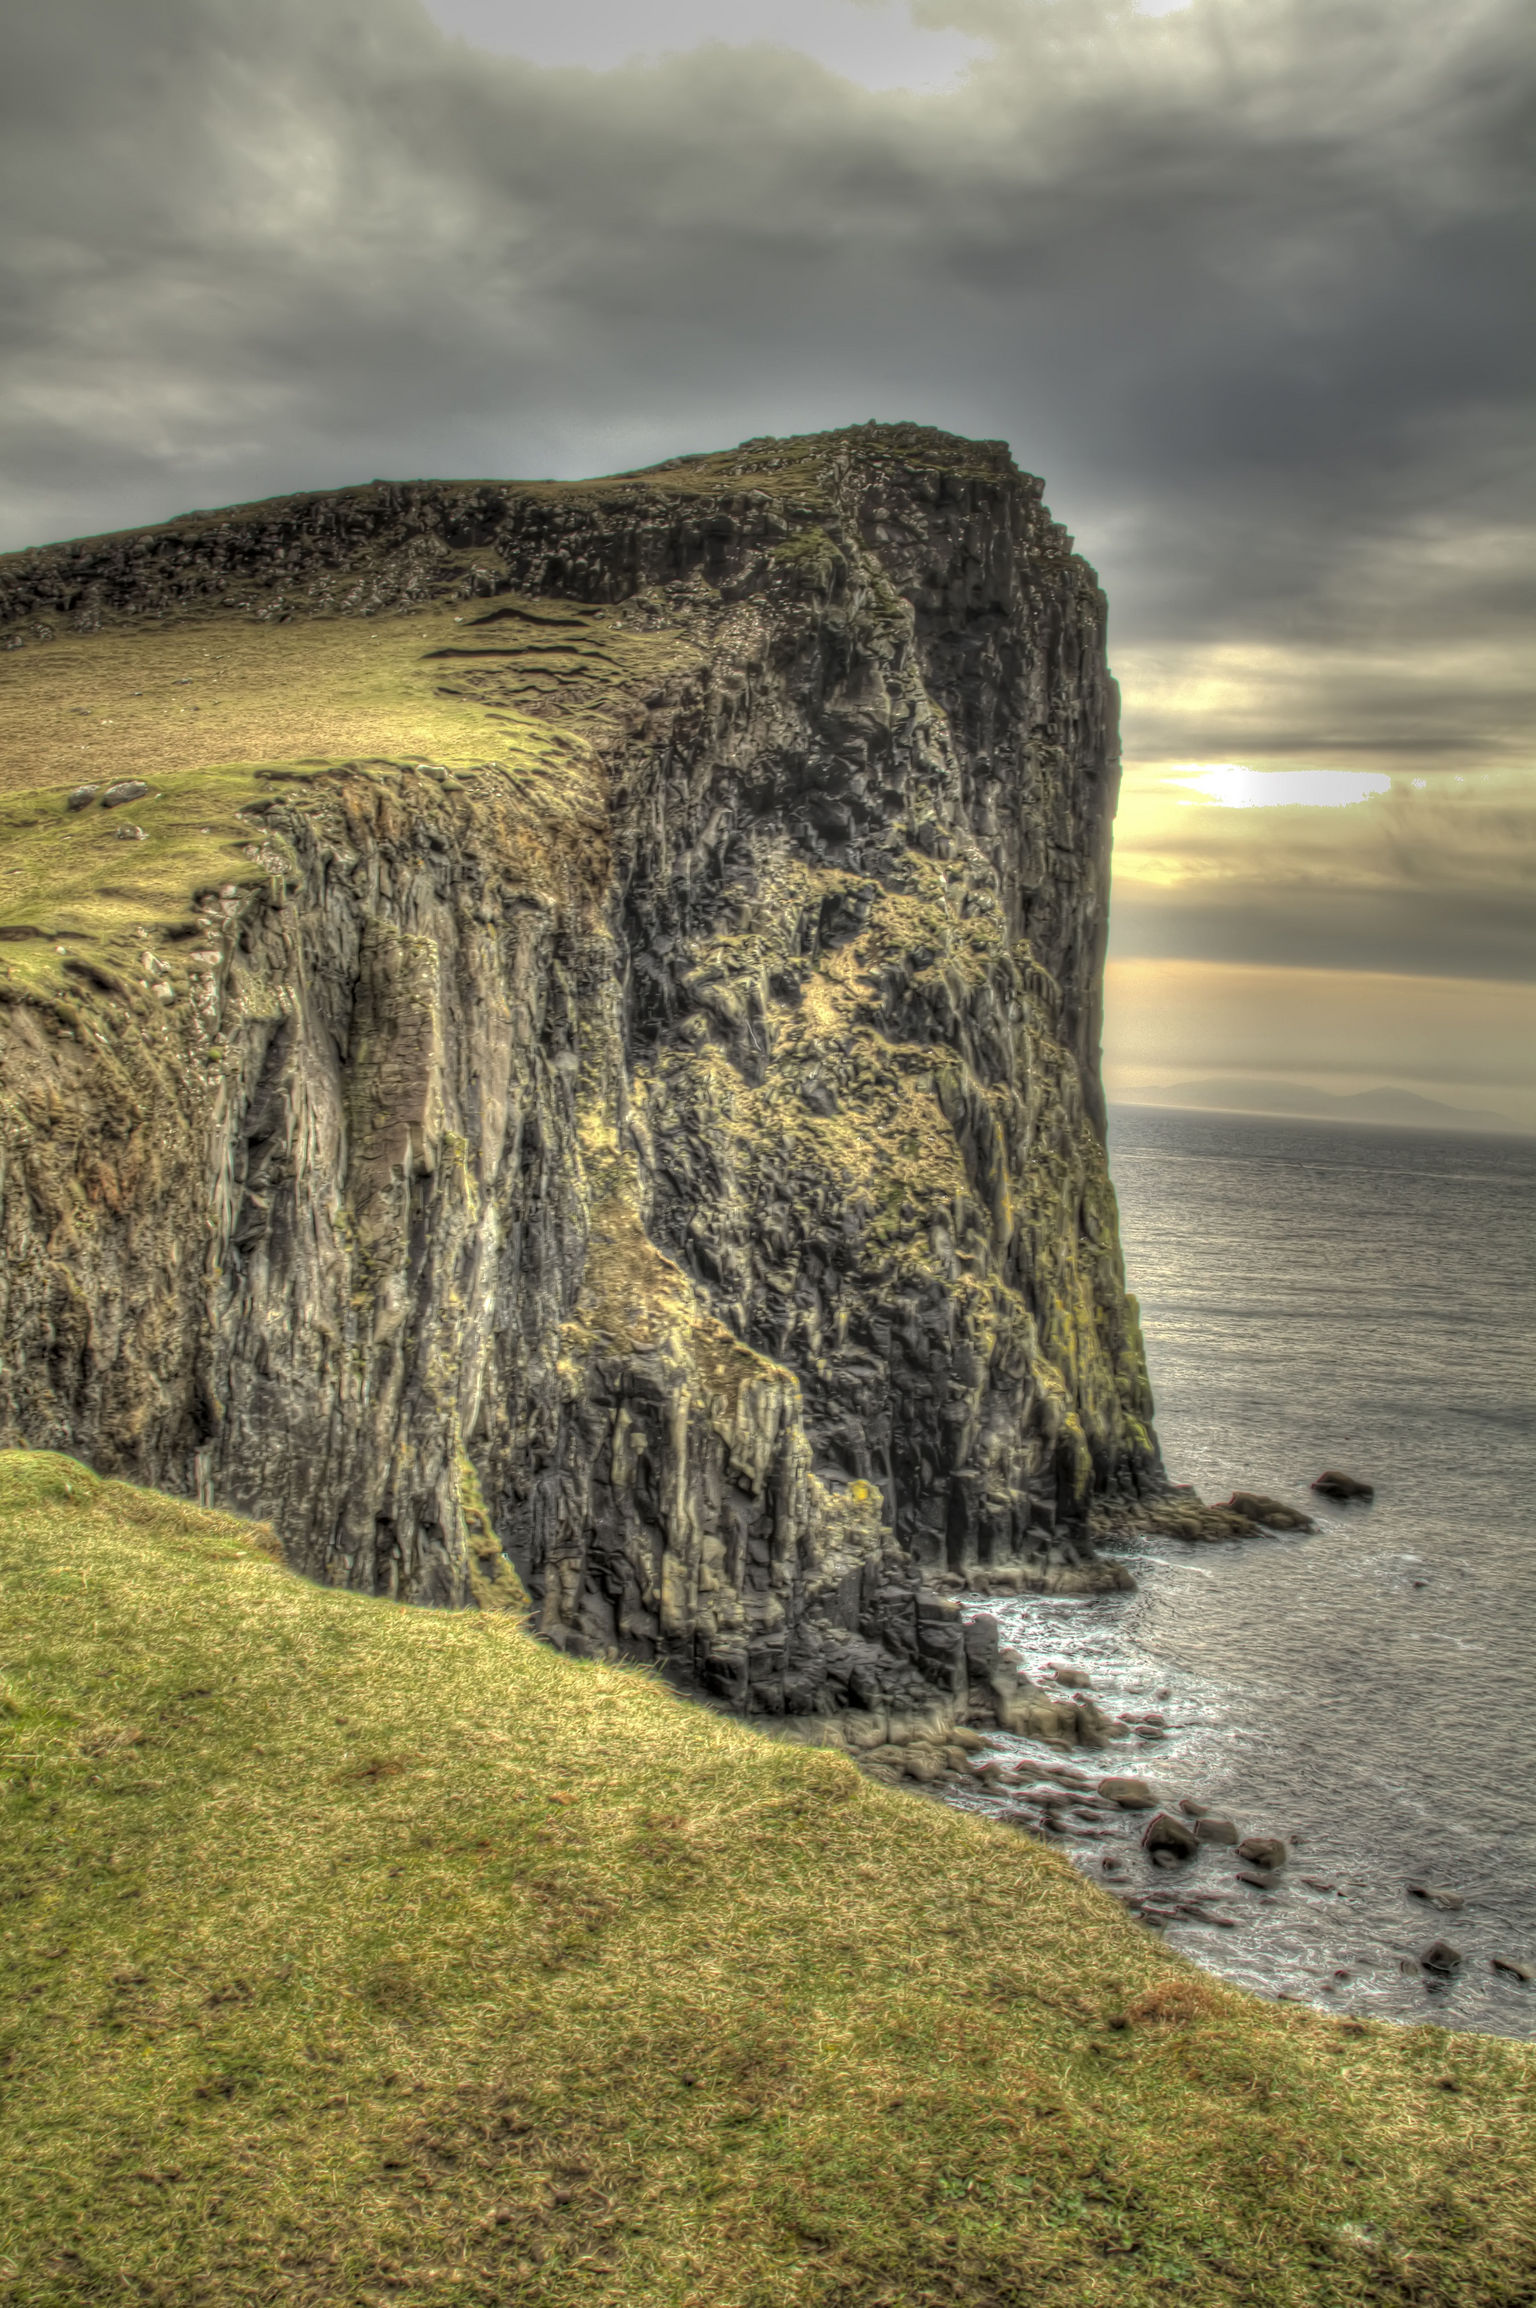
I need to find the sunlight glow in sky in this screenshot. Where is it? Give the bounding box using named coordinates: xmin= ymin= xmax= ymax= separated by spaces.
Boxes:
xmin=1168 ymin=766 xmax=1394 ymax=809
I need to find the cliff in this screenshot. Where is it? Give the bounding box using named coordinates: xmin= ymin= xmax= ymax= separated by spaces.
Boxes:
xmin=0 ymin=422 xmax=1162 ymax=1723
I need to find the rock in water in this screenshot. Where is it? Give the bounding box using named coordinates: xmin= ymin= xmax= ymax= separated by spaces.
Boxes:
xmin=1223 ymin=1491 xmax=1316 ymax=1532
xmin=1408 ymin=1883 xmax=1465 ymax=1913
xmin=0 ymin=425 xmax=1168 ymax=1720
xmin=1097 ymin=1776 xmax=1159 ymax=1811
xmin=1237 ymin=1834 xmax=1288 ymax=1871
xmin=1420 ymin=1941 xmax=1462 ymax=1974
xmin=1312 ymin=1470 xmax=1375 ymax=1502
xmin=1142 ymin=1810 xmax=1199 ymax=1859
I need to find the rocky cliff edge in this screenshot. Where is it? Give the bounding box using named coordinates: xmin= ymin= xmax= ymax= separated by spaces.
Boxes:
xmin=0 ymin=422 xmax=1165 ymax=1726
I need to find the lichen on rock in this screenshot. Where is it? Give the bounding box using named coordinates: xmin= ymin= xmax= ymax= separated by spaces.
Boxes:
xmin=0 ymin=422 xmax=1168 ymax=1719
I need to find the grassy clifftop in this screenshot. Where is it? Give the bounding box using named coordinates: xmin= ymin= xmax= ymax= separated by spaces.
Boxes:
xmin=1 ymin=1453 xmax=1533 ymax=2307
xmin=0 ymin=589 xmax=688 ymax=1025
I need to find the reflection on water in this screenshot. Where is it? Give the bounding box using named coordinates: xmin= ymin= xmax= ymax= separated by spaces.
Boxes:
xmin=948 ymin=1110 xmax=1536 ymax=2037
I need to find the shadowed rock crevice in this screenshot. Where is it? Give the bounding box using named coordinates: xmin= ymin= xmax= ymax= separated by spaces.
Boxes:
xmin=0 ymin=423 xmax=1165 ymax=1718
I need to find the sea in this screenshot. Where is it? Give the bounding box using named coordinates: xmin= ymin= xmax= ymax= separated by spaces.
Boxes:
xmin=952 ymin=1106 xmax=1536 ymax=2038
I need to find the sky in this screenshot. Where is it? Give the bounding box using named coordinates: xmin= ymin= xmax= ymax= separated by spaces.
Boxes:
xmin=3 ymin=0 xmax=1531 ymax=1126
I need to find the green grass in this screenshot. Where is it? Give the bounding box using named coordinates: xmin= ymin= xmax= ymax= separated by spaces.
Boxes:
xmin=0 ymin=609 xmax=507 ymax=804
xmin=0 ymin=591 xmax=695 ymax=1015
xmin=0 ymin=592 xmax=691 ymax=809
xmin=2 ymin=1451 xmax=1534 ymax=2308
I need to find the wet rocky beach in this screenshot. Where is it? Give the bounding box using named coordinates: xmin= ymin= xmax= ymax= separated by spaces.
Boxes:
xmin=937 ymin=1571 xmax=1535 ymax=2031
xmin=810 ymin=1541 xmax=1533 ymax=2035
xmin=968 ymin=1102 xmax=1536 ymax=2042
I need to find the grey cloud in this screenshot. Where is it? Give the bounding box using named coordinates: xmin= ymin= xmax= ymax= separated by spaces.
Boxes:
xmin=1119 ymin=652 xmax=1536 ymax=772
xmin=0 ymin=0 xmax=1530 ymax=795
xmin=1107 ymin=886 xmax=1536 ymax=982
xmin=1110 ymin=768 xmax=1536 ymax=978
xmin=420 ymin=0 xmax=987 ymax=87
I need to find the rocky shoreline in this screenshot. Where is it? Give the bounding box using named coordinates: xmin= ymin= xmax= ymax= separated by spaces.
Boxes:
xmin=779 ymin=1507 xmax=1535 ymax=2015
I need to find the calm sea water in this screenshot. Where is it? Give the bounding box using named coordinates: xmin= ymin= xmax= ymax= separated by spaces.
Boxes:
xmin=959 ymin=1106 xmax=1536 ymax=2036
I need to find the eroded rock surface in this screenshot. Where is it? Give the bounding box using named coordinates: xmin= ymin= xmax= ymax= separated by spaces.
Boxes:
xmin=0 ymin=423 xmax=1167 ymax=1718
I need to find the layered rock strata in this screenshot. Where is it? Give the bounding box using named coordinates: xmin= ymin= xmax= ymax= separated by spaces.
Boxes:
xmin=0 ymin=423 xmax=1166 ymax=1720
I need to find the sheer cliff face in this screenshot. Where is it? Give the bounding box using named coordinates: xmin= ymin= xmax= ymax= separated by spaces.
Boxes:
xmin=0 ymin=424 xmax=1159 ymax=1717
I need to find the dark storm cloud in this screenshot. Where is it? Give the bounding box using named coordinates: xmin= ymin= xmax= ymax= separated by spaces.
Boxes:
xmin=1 ymin=0 xmax=1529 ymax=911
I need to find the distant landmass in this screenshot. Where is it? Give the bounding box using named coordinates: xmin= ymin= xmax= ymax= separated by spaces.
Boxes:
xmin=1124 ymin=1080 xmax=1520 ymax=1134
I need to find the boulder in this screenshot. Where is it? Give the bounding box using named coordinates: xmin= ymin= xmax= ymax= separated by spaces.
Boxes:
xmin=899 ymin=1745 xmax=946 ymax=1784
xmin=1491 ymin=1957 xmax=1532 ymax=1983
xmin=1312 ymin=1470 xmax=1374 ymax=1502
xmin=1143 ymin=1500 xmax=1259 ymax=1542
xmin=1408 ymin=1882 xmax=1464 ymax=1913
xmin=66 ymin=784 xmax=98 ymax=811
xmin=994 ymin=1691 xmax=1074 ymax=1743
xmin=961 ymin=1614 xmax=1001 ymax=1676
xmin=1236 ymin=1867 xmax=1281 ymax=1891
xmin=1049 ymin=1664 xmax=1093 ymax=1689
xmin=860 ymin=1745 xmax=910 ymax=1773
xmin=100 ymin=778 xmax=149 ymax=809
xmin=915 ymin=1589 xmax=960 ymax=1622
xmin=1178 ymin=1797 xmax=1211 ymax=1818
xmin=1072 ymin=1697 xmax=1119 ymax=1751
xmin=973 ymin=1565 xmax=1029 ymax=1594
xmin=1096 ymin=1775 xmax=1157 ymax=1810
xmin=1420 ymin=1940 xmax=1462 ymax=1974
xmin=1195 ymin=1815 xmax=1239 ymax=1846
xmin=1142 ymin=1810 xmax=1199 ymax=1860
xmin=1237 ymin=1833 xmax=1288 ymax=1870
xmin=1223 ymin=1491 xmax=1316 ymax=1532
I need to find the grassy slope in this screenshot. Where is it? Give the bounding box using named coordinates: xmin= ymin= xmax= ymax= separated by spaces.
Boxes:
xmin=2 ymin=1456 xmax=1534 ymax=2308
xmin=0 ymin=612 xmax=498 ymax=805
xmin=0 ymin=596 xmax=687 ymax=1012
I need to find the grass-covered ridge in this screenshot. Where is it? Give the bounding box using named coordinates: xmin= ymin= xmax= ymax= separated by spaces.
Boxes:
xmin=0 ymin=591 xmax=694 ymax=1015
xmin=1 ymin=1454 xmax=1533 ymax=2307
xmin=0 ymin=594 xmax=688 ymax=804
